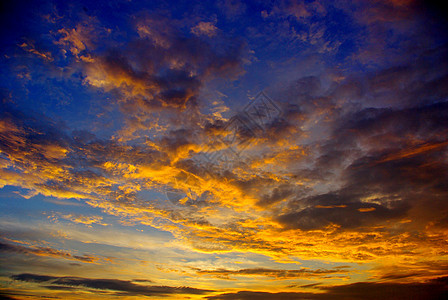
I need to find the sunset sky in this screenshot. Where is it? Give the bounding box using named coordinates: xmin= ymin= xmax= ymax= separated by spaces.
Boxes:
xmin=1 ymin=0 xmax=448 ymax=299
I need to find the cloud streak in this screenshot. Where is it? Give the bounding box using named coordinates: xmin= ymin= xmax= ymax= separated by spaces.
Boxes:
xmin=0 ymin=242 xmax=100 ymax=263
xmin=11 ymin=273 xmax=213 ymax=297
xmin=190 ymin=266 xmax=350 ymax=280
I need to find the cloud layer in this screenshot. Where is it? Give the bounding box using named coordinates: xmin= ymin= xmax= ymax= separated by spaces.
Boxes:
xmin=1 ymin=0 xmax=448 ymax=299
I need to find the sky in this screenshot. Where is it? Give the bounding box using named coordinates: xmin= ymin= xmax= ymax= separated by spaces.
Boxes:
xmin=1 ymin=0 xmax=448 ymax=299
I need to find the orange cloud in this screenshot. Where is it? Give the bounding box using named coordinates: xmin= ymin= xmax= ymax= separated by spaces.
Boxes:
xmin=191 ymin=22 xmax=218 ymax=37
xmin=374 ymin=141 xmax=448 ymax=164
xmin=358 ymin=207 xmax=376 ymax=212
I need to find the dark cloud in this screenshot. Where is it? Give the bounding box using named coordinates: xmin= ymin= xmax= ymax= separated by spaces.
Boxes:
xmin=276 ymin=197 xmax=407 ymax=230
xmin=320 ymin=277 xmax=448 ymax=300
xmin=41 ymin=285 xmax=78 ymax=291
xmin=0 ymin=294 xmax=21 ymax=300
xmin=85 ymin=15 xmax=246 ymax=112
xmin=256 ymin=184 xmax=295 ymax=207
xmin=375 ymin=261 xmax=448 ymax=281
xmin=11 ymin=273 xmax=213 ymax=296
xmin=273 ymin=83 xmax=448 ymax=230
xmin=339 ymin=102 xmax=448 ymax=142
xmin=206 ymin=290 xmax=318 ymax=300
xmin=206 ymin=276 xmax=448 ymax=300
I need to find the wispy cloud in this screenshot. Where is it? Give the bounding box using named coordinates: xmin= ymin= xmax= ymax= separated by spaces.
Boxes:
xmin=0 ymin=241 xmax=100 ymax=263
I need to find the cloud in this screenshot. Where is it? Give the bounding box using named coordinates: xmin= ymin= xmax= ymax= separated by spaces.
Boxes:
xmin=207 ymin=290 xmax=319 ymax=300
xmin=83 ymin=15 xmax=245 ymax=111
xmin=276 ymin=196 xmax=407 ymax=230
xmin=1 ymin=0 xmax=448 ymax=283
xmin=11 ymin=273 xmax=213 ymax=296
xmin=191 ymin=266 xmax=350 ymax=280
xmin=0 ymin=241 xmax=99 ymax=263
xmin=1 ymin=80 xmax=448 ymax=265
xmin=73 ymin=14 xmax=248 ymax=143
xmin=50 ymin=213 xmax=109 ymax=227
xmin=0 ymin=293 xmax=20 ymax=300
xmin=206 ymin=276 xmax=448 ymax=299
xmin=19 ymin=41 xmax=54 ymax=62
xmin=371 ymin=260 xmax=448 ymax=281
xmin=217 ymin=0 xmax=247 ymax=19
xmin=191 ymin=22 xmax=218 ymax=37
xmin=273 ymin=97 xmax=448 ymax=232
xmin=264 ymin=0 xmax=326 ymax=20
